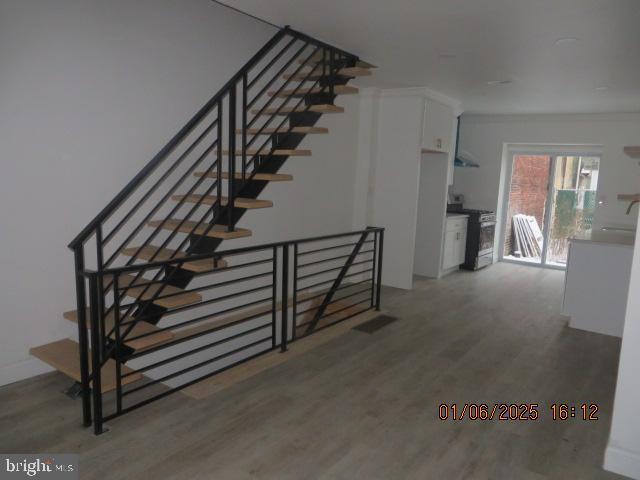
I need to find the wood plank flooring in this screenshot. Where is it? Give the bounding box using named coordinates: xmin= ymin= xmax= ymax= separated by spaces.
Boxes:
xmin=0 ymin=263 xmax=627 ymax=479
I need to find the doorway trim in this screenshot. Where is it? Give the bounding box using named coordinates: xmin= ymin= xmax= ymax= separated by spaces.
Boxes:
xmin=498 ymin=143 xmax=603 ymax=269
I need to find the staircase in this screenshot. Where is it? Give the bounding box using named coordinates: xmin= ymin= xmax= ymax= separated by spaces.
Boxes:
xmin=29 ymin=26 xmax=383 ymax=434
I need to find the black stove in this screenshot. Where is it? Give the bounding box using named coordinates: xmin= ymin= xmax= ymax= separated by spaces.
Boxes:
xmin=447 ymin=206 xmax=496 ymax=270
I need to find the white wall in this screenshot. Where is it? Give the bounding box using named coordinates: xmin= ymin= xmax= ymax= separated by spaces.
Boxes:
xmin=0 ymin=0 xmax=363 ymax=385
xmin=413 ymin=152 xmax=449 ymax=278
xmin=453 ymin=114 xmax=640 ymax=252
xmin=367 ymin=92 xmax=425 ymax=290
xmin=606 ymin=209 xmax=640 ymax=479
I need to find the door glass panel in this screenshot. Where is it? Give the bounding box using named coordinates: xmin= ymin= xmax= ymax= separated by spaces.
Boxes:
xmin=546 ymin=156 xmax=600 ymax=266
xmin=503 ymin=155 xmax=552 ymax=265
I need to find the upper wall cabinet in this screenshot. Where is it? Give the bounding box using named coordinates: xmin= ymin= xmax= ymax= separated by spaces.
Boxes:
xmin=421 ymin=99 xmax=458 ymax=185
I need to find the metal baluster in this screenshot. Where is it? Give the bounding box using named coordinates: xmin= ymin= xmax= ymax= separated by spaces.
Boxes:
xmin=271 ymin=246 xmax=277 ymax=349
xmin=217 ymin=99 xmax=223 ymax=217
xmin=281 ymin=244 xmax=289 ymax=352
xmin=113 ymin=274 xmax=123 ymax=414
xmin=88 ymin=273 xmax=103 ymax=435
xmin=242 ymin=73 xmax=247 ymax=182
xmin=73 ymin=246 xmax=91 ymax=427
xmin=371 ymin=231 xmax=377 ymax=308
xmin=95 ymin=225 xmax=106 ymax=360
xmin=329 ymin=49 xmax=335 ymax=98
xmin=376 ymin=229 xmax=384 ymax=311
xmin=227 ymin=86 xmax=236 ymax=231
xmin=292 ymin=243 xmax=298 ymax=341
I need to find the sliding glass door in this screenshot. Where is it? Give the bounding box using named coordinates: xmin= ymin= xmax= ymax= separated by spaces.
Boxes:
xmin=502 ymin=152 xmax=600 ymax=268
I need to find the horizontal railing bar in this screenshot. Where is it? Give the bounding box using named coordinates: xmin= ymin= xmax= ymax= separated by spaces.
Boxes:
xmin=296 ymin=299 xmax=372 ymax=329
xmin=298 ymin=307 xmax=372 ymax=338
xmin=296 ymin=258 xmax=373 ymax=281
xmin=122 ymin=336 xmax=272 ymax=396
xmin=188 ymin=258 xmax=273 ymax=277
xmin=116 ymin=269 xmax=271 ymax=292
xmin=297 ymin=240 xmax=374 ymax=257
xmin=296 ymin=278 xmax=372 ymax=305
xmin=297 ymin=249 xmax=375 ymax=269
xmin=126 ymin=301 xmax=273 ymax=358
xmin=102 ymin=118 xmax=220 ymax=246
xmin=91 ymin=228 xmax=383 ymax=275
xmin=295 ymin=286 xmax=372 ymax=316
xmin=123 ymin=322 xmax=271 ymax=377
xmin=118 ymin=283 xmax=273 ymax=316
xmin=296 ymin=268 xmax=374 ymax=293
xmin=247 ymin=35 xmax=298 ymax=90
xmin=103 ymin=347 xmax=274 ymax=422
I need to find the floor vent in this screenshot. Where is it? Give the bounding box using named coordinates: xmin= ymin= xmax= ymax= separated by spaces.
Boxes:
xmin=353 ymin=315 xmax=398 ymax=334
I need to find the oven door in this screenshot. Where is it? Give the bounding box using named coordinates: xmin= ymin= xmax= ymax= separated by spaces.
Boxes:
xmin=478 ymin=222 xmax=496 ymax=256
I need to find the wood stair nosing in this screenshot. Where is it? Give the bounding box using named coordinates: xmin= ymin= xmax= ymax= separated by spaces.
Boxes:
xmin=251 ymin=104 xmax=344 ymax=116
xmin=63 ymin=307 xmax=174 ymax=350
xmin=234 ymin=126 xmax=329 ymax=135
xmin=115 ymin=273 xmax=202 ymax=309
xmin=298 ymin=54 xmax=377 ymax=69
xmin=171 ymin=194 xmax=273 ymax=209
xmin=193 ymin=171 xmax=293 ymax=182
xmin=267 ymin=85 xmax=359 ymax=98
xmin=221 ymin=148 xmax=311 ymax=157
xmin=120 ymin=245 xmax=229 ymax=274
xmin=30 ymin=339 xmax=142 ymax=392
xmin=283 ymin=66 xmax=372 ymax=81
xmin=147 ymin=218 xmax=252 ymax=240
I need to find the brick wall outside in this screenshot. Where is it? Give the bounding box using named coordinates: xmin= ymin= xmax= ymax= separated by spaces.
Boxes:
xmin=504 ymin=155 xmax=551 ymax=256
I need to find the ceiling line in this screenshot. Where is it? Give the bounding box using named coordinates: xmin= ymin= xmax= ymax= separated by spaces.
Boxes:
xmin=211 ymin=0 xmax=281 ymax=30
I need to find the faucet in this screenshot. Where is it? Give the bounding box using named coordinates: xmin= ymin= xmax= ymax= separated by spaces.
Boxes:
xmin=627 ymin=200 xmax=639 ymax=215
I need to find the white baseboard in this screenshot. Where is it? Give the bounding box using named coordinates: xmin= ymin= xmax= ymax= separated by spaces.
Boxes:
xmin=605 ymin=444 xmax=640 ymax=479
xmin=0 ymin=358 xmax=54 ymax=387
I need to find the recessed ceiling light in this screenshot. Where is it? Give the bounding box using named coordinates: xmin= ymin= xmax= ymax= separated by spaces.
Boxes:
xmin=554 ymin=37 xmax=580 ymax=46
xmin=595 ymin=86 xmax=609 ymax=91
xmin=487 ymin=80 xmax=512 ymax=86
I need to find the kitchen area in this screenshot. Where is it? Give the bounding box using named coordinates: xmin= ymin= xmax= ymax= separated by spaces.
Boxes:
xmin=414 ymin=110 xmax=640 ymax=340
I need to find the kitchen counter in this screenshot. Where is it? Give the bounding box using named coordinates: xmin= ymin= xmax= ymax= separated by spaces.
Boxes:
xmin=570 ymin=230 xmax=635 ymax=247
xmin=563 ymin=231 xmax=635 ymax=337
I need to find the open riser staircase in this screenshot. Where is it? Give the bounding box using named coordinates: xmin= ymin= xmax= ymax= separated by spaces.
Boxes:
xmin=29 ymin=26 xmax=384 ymax=434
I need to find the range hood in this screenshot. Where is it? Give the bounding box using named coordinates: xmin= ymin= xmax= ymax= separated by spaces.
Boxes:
xmin=454 ymin=117 xmax=480 ymax=168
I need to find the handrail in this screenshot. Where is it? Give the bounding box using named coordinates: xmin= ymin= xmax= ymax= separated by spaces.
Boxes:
xmin=86 ymin=227 xmax=384 ymax=276
xmin=69 ymin=25 xmax=359 ymax=249
xmin=68 ymin=27 xmax=292 ymax=249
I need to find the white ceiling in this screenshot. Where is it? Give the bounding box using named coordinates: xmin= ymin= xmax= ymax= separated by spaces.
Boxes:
xmin=220 ymin=0 xmax=640 ymax=114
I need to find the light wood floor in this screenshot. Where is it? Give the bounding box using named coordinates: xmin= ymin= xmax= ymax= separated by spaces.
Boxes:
xmin=0 ymin=263 xmax=628 ymax=479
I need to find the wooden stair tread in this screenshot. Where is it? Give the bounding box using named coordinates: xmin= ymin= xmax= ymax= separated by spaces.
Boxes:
xmin=268 ymin=85 xmax=359 ymax=97
xmin=624 ymin=146 xmax=640 ymax=158
xmin=299 ymin=53 xmax=377 ymax=69
xmin=251 ymin=104 xmax=344 ymax=115
xmin=221 ymin=148 xmax=311 ymax=156
xmin=63 ymin=308 xmax=174 ymax=350
xmin=30 ymin=339 xmax=142 ymax=392
xmin=284 ymin=67 xmax=372 ymax=81
xmin=171 ymin=194 xmax=273 ymax=209
xmin=120 ymin=245 xmax=228 ymax=273
xmin=148 ymin=218 xmax=252 ymax=240
xmin=117 ymin=274 xmax=202 ymax=309
xmin=194 ymin=171 xmax=293 ymax=182
xmin=235 ymin=126 xmax=328 ymax=135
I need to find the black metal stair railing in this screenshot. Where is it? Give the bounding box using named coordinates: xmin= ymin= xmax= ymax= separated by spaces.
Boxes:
xmin=84 ymin=227 xmax=384 ymax=434
xmin=65 ymin=25 xmax=364 ymax=429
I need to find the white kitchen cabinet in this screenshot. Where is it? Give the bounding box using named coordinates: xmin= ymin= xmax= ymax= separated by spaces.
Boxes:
xmin=442 ymin=215 xmax=468 ymax=271
xmin=422 ymin=99 xmax=459 ymax=185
